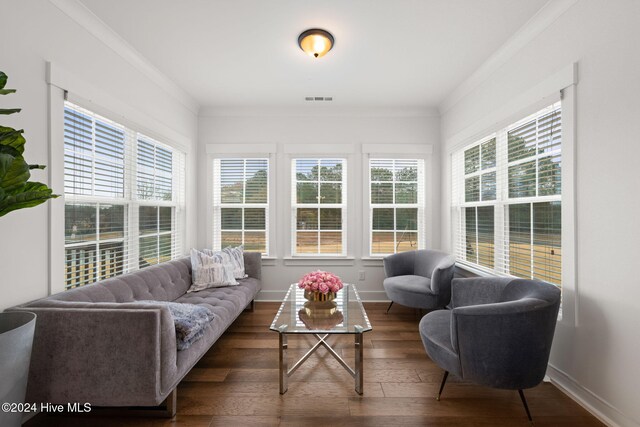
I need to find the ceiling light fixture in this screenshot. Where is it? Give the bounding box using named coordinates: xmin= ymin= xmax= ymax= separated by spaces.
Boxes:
xmin=298 ymin=29 xmax=334 ymax=58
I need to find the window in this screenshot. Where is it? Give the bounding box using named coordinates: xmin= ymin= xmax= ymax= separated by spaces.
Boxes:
xmin=452 ymin=102 xmax=562 ymax=286
xmin=369 ymin=159 xmax=425 ymax=256
xmin=292 ymin=159 xmax=346 ymax=256
xmin=137 ymin=137 xmax=179 ymax=268
xmin=212 ymin=158 xmax=269 ymax=254
xmin=63 ymin=102 xmax=186 ymax=289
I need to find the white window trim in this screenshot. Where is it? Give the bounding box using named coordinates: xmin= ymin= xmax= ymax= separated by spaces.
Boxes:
xmin=453 ymin=101 xmax=562 ymax=276
xmin=206 ymin=152 xmax=277 ymax=258
xmin=50 ymin=91 xmax=187 ymax=294
xmin=211 ymin=157 xmax=271 ymax=256
xmin=367 ymin=158 xmax=426 ymax=257
xmin=290 ymin=157 xmax=348 ymax=257
xmin=447 ymin=81 xmax=577 ymax=327
xmin=362 ymin=151 xmax=431 ymax=259
xmin=62 ymin=102 xmax=186 ymax=289
xmin=203 ymin=143 xmax=434 ymax=266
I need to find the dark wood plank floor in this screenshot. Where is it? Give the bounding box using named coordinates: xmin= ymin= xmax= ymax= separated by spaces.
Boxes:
xmin=27 ymin=302 xmax=603 ymax=427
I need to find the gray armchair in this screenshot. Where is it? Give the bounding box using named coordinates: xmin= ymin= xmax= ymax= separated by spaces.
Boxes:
xmin=382 ymin=250 xmax=455 ymax=312
xmin=419 ymin=277 xmax=561 ymax=422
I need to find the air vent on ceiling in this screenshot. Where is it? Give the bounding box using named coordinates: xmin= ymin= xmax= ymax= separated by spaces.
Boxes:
xmin=305 ymin=96 xmax=333 ymax=102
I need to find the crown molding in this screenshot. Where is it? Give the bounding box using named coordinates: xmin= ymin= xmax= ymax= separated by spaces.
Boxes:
xmin=49 ymin=0 xmax=199 ymax=114
xmin=199 ymin=106 xmax=440 ymax=118
xmin=438 ymin=0 xmax=579 ymax=115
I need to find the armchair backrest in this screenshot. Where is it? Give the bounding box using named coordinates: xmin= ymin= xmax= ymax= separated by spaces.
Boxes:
xmin=383 ymin=250 xmax=455 ymax=300
xmin=452 ymin=279 xmax=561 ymax=390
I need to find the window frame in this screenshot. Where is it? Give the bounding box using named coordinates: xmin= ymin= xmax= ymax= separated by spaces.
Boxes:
xmin=452 ymin=101 xmax=563 ymax=285
xmin=62 ymin=101 xmax=186 ymax=290
xmin=290 ymin=157 xmax=348 ymax=257
xmin=367 ymin=158 xmax=426 ymax=257
xmin=212 ymin=157 xmax=271 ymax=256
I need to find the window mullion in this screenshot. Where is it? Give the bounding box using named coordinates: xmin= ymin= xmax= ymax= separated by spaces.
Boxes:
xmin=91 ymin=116 xmax=96 ymax=197
xmin=535 ymin=116 xmax=540 ymax=198
xmin=530 ymin=202 xmax=534 ymax=279
xmin=156 ymin=205 xmax=161 ymax=265
xmin=316 ymin=206 xmax=320 ymax=254
xmin=128 ymin=133 xmax=140 ymax=272
xmin=495 ymin=129 xmax=508 ymax=274
xmin=95 ymin=203 xmax=101 ymax=281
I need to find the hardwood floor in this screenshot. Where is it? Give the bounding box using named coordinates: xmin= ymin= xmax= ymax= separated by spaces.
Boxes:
xmin=27 ymin=302 xmax=603 ymax=427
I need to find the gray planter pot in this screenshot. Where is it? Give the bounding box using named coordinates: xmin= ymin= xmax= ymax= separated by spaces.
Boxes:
xmin=0 ymin=312 xmax=36 ymax=427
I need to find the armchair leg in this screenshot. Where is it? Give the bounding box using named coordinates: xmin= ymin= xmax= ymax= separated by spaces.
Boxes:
xmin=518 ymin=389 xmax=533 ymax=423
xmin=386 ymin=301 xmax=394 ymax=314
xmin=436 ymin=371 xmax=449 ymax=401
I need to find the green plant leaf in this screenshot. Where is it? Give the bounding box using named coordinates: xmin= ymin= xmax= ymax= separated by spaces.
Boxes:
xmin=0 ymin=152 xmax=30 ymax=191
xmin=0 ymin=144 xmax=21 ymax=158
xmin=0 ymin=181 xmax=59 ymax=217
xmin=0 ymin=126 xmax=26 ymax=154
xmin=0 ymin=71 xmax=58 ymax=218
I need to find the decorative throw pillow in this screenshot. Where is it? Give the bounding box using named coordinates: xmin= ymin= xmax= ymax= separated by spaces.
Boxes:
xmin=222 ymin=245 xmax=246 ymax=279
xmin=188 ymin=248 xmax=237 ymax=293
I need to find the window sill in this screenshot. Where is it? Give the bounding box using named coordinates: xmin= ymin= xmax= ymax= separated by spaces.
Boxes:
xmin=454 ymin=262 xmax=499 ymax=278
xmin=283 ymin=256 xmax=355 ymax=266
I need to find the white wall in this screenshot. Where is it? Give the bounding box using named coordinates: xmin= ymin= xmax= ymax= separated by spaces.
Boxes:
xmin=198 ymin=107 xmax=440 ymax=300
xmin=440 ymin=1 xmax=640 ymax=425
xmin=0 ymin=1 xmax=198 ymax=311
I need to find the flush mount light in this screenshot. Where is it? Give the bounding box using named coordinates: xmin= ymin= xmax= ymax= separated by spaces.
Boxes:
xmin=298 ymin=29 xmax=334 ymax=58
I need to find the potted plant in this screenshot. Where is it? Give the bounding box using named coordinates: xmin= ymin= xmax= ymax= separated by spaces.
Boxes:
xmin=0 ymin=70 xmax=58 ymax=427
xmin=0 ymin=312 xmax=37 ymax=427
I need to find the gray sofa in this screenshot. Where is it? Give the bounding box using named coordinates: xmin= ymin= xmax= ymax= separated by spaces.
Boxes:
xmin=8 ymin=252 xmax=261 ymax=412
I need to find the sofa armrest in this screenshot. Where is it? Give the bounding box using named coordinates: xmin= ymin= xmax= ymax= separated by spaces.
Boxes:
xmin=450 ymin=277 xmax=513 ymax=308
xmin=9 ymin=302 xmax=177 ymax=406
xmin=430 ymin=256 xmax=455 ymax=295
xmin=244 ymin=251 xmax=262 ymax=280
xmin=383 ymin=251 xmax=415 ymax=278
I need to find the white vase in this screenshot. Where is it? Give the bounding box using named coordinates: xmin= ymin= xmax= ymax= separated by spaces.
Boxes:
xmin=0 ymin=312 xmax=36 ymax=427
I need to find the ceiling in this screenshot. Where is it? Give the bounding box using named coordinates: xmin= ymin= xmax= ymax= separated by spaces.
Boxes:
xmin=79 ymin=0 xmax=549 ymax=109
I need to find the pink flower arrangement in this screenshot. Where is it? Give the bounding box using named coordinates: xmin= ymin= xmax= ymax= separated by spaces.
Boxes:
xmin=297 ymin=270 xmax=344 ymax=294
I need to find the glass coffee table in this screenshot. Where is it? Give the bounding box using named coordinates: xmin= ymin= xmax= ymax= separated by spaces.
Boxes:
xmin=269 ymin=283 xmax=372 ymax=395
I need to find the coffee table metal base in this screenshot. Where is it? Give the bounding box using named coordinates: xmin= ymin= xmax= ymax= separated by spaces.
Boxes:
xmin=277 ymin=325 xmax=365 ymax=395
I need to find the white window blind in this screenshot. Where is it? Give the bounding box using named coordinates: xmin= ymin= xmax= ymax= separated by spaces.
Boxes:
xmin=291 ymin=158 xmax=346 ymax=256
xmin=369 ymin=159 xmax=425 ymax=256
xmin=63 ymin=102 xmax=186 ymax=289
xmin=212 ymin=158 xmax=269 ymax=254
xmin=452 ymin=102 xmax=562 ymax=286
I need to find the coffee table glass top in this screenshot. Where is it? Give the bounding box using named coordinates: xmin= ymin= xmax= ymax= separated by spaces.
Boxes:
xmin=269 ymin=284 xmax=372 ymax=334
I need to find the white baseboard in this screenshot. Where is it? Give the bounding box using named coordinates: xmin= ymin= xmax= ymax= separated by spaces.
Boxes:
xmin=547 ymin=364 xmax=639 ymax=427
xmin=256 ymin=290 xmax=389 ymax=302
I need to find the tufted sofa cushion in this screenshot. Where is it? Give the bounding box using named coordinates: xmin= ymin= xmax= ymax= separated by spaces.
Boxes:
xmin=42 ymin=257 xmax=192 ymax=304
xmin=172 ymin=277 xmax=260 ymax=375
